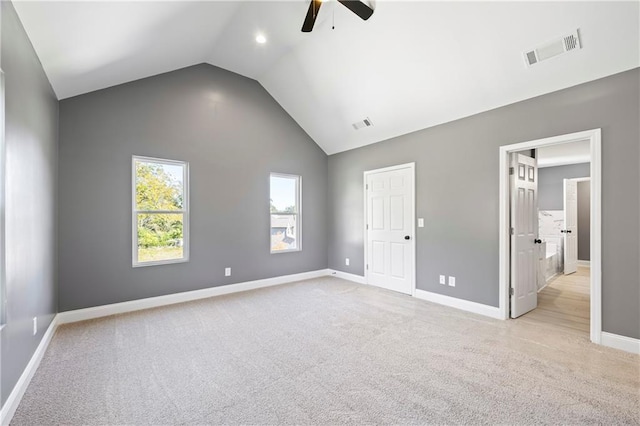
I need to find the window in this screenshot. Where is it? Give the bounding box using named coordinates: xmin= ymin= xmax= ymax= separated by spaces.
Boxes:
xmin=270 ymin=173 xmax=301 ymax=253
xmin=133 ymin=156 xmax=189 ymax=266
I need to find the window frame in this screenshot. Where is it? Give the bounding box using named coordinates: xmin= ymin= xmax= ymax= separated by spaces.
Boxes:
xmin=270 ymin=172 xmax=302 ymax=254
xmin=132 ymin=155 xmax=189 ymax=267
xmin=0 ymin=69 xmax=5 ymax=328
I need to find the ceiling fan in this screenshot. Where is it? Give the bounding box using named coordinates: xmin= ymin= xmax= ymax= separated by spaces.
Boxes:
xmin=301 ymin=0 xmax=374 ymax=32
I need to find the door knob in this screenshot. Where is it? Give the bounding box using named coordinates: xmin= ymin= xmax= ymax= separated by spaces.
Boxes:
xmin=404 ymin=235 xmax=411 ymax=240
xmin=534 ymin=239 xmax=542 ymax=244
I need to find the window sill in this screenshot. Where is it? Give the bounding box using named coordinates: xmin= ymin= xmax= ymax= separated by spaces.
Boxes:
xmin=270 ymin=249 xmax=302 ymax=254
xmin=133 ymin=258 xmax=189 ymax=268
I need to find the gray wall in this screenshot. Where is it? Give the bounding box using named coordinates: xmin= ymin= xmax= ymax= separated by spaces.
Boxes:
xmin=538 ymin=163 xmax=590 ymax=210
xmin=577 ymin=181 xmax=591 ymax=261
xmin=58 ymin=64 xmax=328 ymax=311
xmin=328 ymin=68 xmax=639 ymax=340
xmin=1 ymin=0 xmax=58 ymax=406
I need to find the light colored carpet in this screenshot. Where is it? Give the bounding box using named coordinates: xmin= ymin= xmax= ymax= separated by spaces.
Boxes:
xmin=11 ymin=277 xmax=640 ymax=425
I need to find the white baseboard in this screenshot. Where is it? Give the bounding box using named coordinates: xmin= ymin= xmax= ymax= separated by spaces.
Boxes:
xmin=328 ymin=269 xmax=366 ymax=285
xmin=0 ymin=316 xmax=58 ymax=426
xmin=537 ymin=283 xmax=549 ymax=293
xmin=58 ymin=269 xmax=329 ymax=325
xmin=4 ymin=269 xmax=633 ymax=426
xmin=577 ymin=260 xmax=591 ymax=267
xmin=414 ymin=289 xmax=502 ymax=319
xmin=601 ymin=331 xmax=640 ymax=354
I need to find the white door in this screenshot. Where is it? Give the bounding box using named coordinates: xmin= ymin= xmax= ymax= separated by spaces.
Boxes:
xmin=510 ymin=153 xmax=539 ymax=318
xmin=563 ymin=179 xmax=578 ymax=275
xmin=366 ymin=165 xmax=414 ymax=295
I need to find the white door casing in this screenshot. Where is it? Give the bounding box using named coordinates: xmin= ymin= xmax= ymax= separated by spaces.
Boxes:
xmin=563 ymin=179 xmax=578 ymax=275
xmin=365 ymin=164 xmax=415 ymax=295
xmin=510 ymin=153 xmax=538 ymax=318
xmin=499 ymin=128 xmax=602 ymax=344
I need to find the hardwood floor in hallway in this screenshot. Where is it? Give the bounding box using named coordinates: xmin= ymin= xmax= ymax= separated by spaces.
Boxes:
xmin=518 ymin=265 xmax=590 ymax=335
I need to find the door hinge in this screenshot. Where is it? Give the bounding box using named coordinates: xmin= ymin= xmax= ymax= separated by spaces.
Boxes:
xmin=366 ymin=184 xmax=369 ymax=190
xmin=510 ymin=227 xmax=514 ymax=235
xmin=509 ymin=167 xmax=514 ymax=175
xmin=366 ymin=264 xmax=369 ymax=270
xmin=509 ymin=287 xmax=514 ymax=296
xmin=366 ymin=224 xmax=369 ymax=230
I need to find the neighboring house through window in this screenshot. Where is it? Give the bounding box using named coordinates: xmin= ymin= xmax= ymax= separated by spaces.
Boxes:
xmin=270 ymin=173 xmax=301 ymax=253
xmin=132 ymin=156 xmax=189 ymax=266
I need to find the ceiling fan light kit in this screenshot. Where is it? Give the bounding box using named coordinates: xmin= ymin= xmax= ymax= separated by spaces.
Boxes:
xmin=302 ymin=0 xmax=374 ymax=32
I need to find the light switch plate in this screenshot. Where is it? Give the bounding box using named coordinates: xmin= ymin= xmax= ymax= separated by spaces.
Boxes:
xmin=439 ymin=275 xmax=446 ymax=285
xmin=418 ymin=218 xmax=424 ymax=228
xmin=448 ymin=276 xmax=456 ymax=287
xmin=345 ymin=258 xmax=350 ymax=266
xmin=225 ymin=267 xmax=231 ymax=277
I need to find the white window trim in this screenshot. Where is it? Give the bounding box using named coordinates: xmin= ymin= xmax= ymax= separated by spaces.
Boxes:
xmin=0 ymin=69 xmax=5 ymax=328
xmin=132 ymin=155 xmax=189 ymax=267
xmin=270 ymin=173 xmax=302 ymax=254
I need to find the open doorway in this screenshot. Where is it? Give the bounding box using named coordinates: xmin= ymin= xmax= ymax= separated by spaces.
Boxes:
xmin=517 ymin=143 xmax=591 ymax=334
xmin=499 ymin=129 xmax=602 ymax=344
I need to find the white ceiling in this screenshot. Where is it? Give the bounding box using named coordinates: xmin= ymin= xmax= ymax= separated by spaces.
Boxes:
xmin=537 ymin=139 xmax=591 ymax=168
xmin=12 ymin=1 xmax=640 ymax=155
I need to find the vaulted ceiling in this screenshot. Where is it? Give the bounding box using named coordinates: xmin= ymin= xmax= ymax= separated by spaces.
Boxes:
xmin=12 ymin=1 xmax=640 ymax=154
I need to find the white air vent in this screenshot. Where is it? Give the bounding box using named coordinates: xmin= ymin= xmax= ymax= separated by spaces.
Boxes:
xmin=352 ymin=117 xmax=373 ymax=130
xmin=524 ymin=29 xmax=581 ymax=67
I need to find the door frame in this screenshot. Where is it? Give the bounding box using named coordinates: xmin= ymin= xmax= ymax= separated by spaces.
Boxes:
xmin=363 ymin=162 xmax=416 ymax=296
xmin=498 ymin=129 xmax=602 ymax=344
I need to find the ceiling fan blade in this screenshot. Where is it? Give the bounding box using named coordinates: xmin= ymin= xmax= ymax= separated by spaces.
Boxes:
xmin=337 ymin=0 xmax=374 ymax=20
xmin=301 ymin=0 xmax=323 ymax=32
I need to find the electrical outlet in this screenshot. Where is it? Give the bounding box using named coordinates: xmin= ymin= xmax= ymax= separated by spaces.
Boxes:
xmin=448 ymin=276 xmax=456 ymax=287
xmin=225 ymin=267 xmax=231 ymax=277
xmin=33 ymin=317 xmax=37 ymax=336
xmin=439 ymin=275 xmax=446 ymax=285
xmin=345 ymin=258 xmax=350 ymax=266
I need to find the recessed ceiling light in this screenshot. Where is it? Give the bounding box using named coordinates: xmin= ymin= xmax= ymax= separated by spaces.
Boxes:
xmin=256 ymin=34 xmax=267 ymax=44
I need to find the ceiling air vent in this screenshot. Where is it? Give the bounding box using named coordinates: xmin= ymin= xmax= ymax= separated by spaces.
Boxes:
xmin=352 ymin=117 xmax=373 ymax=130
xmin=524 ymin=29 xmax=581 ymax=67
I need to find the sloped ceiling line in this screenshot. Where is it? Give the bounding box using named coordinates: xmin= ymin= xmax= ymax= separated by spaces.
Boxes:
xmin=13 ymin=1 xmax=640 ymax=155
